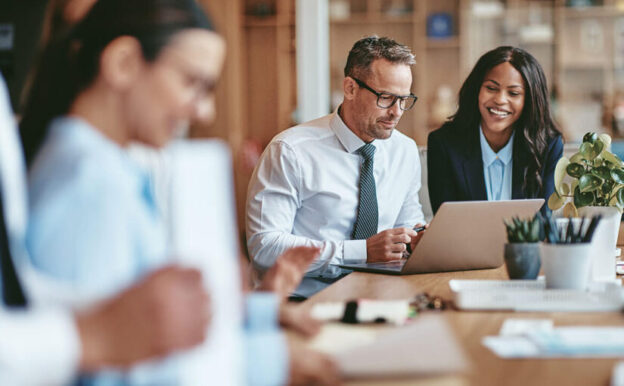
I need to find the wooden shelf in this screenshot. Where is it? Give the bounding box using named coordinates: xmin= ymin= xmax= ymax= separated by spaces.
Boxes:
xmin=561 ymin=5 xmax=624 ymax=18
xmin=330 ymin=13 xmax=413 ymax=25
xmin=426 ymin=36 xmax=460 ymax=49
xmin=559 ymin=62 xmax=610 ymax=70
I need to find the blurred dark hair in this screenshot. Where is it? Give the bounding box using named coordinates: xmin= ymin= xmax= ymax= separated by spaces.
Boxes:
xmin=20 ymin=0 xmax=214 ymax=166
xmin=344 ymin=35 xmax=415 ymax=80
xmin=448 ymin=46 xmax=560 ymax=198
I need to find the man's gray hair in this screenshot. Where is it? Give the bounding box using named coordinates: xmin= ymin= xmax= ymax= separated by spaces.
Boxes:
xmin=344 ymin=35 xmax=415 ymax=79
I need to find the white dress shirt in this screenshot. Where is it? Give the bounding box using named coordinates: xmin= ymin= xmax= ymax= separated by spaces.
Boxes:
xmin=480 ymin=126 xmax=514 ymax=201
xmin=246 ymin=109 xmax=425 ymax=281
xmin=0 ymin=75 xmax=80 ymax=385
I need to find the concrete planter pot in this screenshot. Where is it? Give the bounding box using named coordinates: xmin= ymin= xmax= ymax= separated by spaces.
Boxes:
xmin=577 ymin=206 xmax=621 ymax=282
xmin=504 ymin=243 xmax=541 ymax=280
xmin=539 ymin=242 xmax=592 ymax=290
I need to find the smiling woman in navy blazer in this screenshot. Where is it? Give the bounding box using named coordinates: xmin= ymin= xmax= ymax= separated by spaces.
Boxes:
xmin=427 ymin=46 xmax=563 ymax=214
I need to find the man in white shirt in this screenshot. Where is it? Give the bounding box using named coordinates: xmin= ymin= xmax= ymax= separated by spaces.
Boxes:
xmin=0 ymin=73 xmax=210 ymax=385
xmin=247 ymin=36 xmax=427 ymax=297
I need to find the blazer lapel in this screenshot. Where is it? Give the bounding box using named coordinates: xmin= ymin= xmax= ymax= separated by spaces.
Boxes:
xmin=461 ymin=126 xmax=487 ymax=201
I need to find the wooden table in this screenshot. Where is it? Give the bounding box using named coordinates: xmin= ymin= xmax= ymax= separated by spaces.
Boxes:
xmin=298 ymin=267 xmax=624 ymax=386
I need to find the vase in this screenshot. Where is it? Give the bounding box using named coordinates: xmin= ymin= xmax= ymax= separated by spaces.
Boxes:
xmin=504 ymin=243 xmax=541 ymax=279
xmin=577 ymin=206 xmax=621 ymax=282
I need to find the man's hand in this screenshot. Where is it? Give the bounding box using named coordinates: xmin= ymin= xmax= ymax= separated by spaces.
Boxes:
xmin=366 ymin=227 xmax=417 ymax=263
xmin=76 ymin=265 xmax=210 ymax=371
xmin=288 ymin=343 xmax=341 ymax=386
xmin=409 ymin=223 xmax=428 ymax=252
xmin=279 ymin=303 xmax=321 ymax=338
xmin=258 ymin=246 xmax=320 ymax=298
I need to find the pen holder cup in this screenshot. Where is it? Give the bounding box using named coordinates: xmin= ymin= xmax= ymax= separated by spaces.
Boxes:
xmin=504 ymin=243 xmax=541 ymax=280
xmin=539 ymin=242 xmax=592 ymax=290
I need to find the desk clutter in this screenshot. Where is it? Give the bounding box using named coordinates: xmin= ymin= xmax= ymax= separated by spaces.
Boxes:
xmin=311 ymin=295 xmax=446 ymax=326
xmin=450 ymin=278 xmax=623 ymax=312
xmin=484 ymin=318 xmax=624 ymax=359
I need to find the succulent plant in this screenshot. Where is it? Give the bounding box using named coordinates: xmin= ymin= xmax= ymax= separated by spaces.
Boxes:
xmin=504 ymin=215 xmax=543 ymax=243
xmin=548 ymin=132 xmax=624 ymax=216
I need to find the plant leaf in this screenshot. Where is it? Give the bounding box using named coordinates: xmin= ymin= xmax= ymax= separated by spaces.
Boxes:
xmin=529 ymin=217 xmax=541 ymax=241
xmin=591 ymin=165 xmax=611 ymax=179
xmin=599 ymin=133 xmax=612 ymax=149
xmin=618 ymin=188 xmax=624 ymax=208
xmin=578 ymin=173 xmax=603 ymax=193
xmin=560 ymin=182 xmax=570 ymax=195
xmin=566 ymin=162 xmax=585 ymax=178
xmin=553 ymin=157 xmax=570 ymax=195
xmin=583 ymin=132 xmax=598 ymax=143
xmin=603 ymin=151 xmax=624 ymax=168
xmin=562 ymin=202 xmax=578 ymax=218
xmin=611 ymin=168 xmax=624 ymax=185
xmin=602 ymin=179 xmax=615 ymax=196
xmin=574 ymin=186 xmax=594 ymax=207
xmin=594 ymin=139 xmax=605 ymax=155
xmin=580 ymin=141 xmax=603 ymax=161
xmin=570 ymin=152 xmax=584 ymax=164
xmin=548 ymin=191 xmax=565 ymax=210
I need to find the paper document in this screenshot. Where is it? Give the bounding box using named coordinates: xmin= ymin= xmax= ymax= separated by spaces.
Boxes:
xmin=484 ymin=318 xmax=624 ymax=358
xmin=310 ymin=315 xmax=469 ymax=379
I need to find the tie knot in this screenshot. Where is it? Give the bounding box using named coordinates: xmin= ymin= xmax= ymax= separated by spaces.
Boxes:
xmin=358 ymin=143 xmax=376 ymax=160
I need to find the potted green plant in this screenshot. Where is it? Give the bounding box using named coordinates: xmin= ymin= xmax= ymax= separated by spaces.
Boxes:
xmin=503 ymin=215 xmax=542 ymax=280
xmin=547 ymin=131 xmax=622 ymax=281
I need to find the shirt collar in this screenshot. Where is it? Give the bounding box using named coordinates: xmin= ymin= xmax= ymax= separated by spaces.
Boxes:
xmin=329 ymin=106 xmax=371 ymax=154
xmin=479 ymin=125 xmax=514 ymax=167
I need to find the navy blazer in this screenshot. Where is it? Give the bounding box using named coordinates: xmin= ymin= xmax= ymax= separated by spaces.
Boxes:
xmin=427 ymin=122 xmax=563 ymax=214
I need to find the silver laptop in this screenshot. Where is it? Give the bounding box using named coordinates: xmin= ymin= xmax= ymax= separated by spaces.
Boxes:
xmin=338 ymin=199 xmax=544 ymax=275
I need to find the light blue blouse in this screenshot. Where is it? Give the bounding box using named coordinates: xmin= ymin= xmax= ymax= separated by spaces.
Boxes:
xmin=27 ymin=117 xmax=178 ymax=384
xmin=480 ymin=126 xmax=514 ymax=201
xmin=26 ymin=117 xmax=288 ymax=385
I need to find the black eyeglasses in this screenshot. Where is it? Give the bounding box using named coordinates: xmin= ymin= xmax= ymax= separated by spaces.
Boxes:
xmin=351 ymin=77 xmax=418 ymax=111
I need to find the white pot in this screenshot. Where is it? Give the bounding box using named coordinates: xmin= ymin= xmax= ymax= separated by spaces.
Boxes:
xmin=539 ymin=242 xmax=592 ymax=290
xmin=577 ymin=206 xmax=621 ymax=282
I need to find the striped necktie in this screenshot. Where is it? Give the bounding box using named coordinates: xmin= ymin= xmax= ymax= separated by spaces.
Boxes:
xmin=352 ymin=143 xmax=378 ymax=239
xmin=0 ymin=189 xmax=28 ymax=307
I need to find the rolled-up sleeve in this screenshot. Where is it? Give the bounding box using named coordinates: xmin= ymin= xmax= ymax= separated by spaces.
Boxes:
xmin=246 ymin=142 xmax=363 ymax=276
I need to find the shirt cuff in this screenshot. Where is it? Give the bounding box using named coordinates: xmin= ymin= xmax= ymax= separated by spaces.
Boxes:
xmin=0 ymin=308 xmax=80 ymax=385
xmin=244 ymin=293 xmax=289 ymax=386
xmin=245 ymin=292 xmax=280 ymax=330
xmin=343 ymin=239 xmax=367 ymax=263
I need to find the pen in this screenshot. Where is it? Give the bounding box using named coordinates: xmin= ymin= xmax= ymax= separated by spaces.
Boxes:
xmin=405 ymin=225 xmax=427 ymax=255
